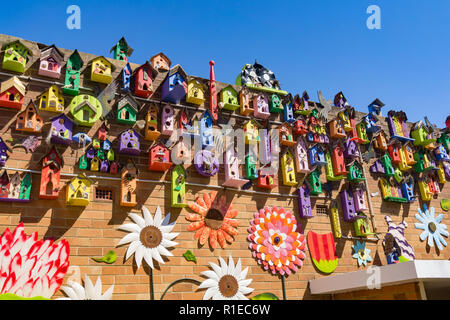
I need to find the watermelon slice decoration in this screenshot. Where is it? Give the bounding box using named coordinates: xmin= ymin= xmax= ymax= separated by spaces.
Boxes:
xmin=307 ymin=231 xmax=338 ymax=274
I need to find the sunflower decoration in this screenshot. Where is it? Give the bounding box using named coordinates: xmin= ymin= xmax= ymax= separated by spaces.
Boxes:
xmin=352 ymin=241 xmax=373 ymax=267
xmin=199 ymin=256 xmax=253 ymax=300
xmin=187 ymin=191 xmax=239 ymax=249
xmin=117 ymin=205 xmax=179 ymax=269
xmin=57 ymin=275 xmax=114 ymax=300
xmin=248 ymin=206 xmax=306 ymax=275
xmin=414 ymin=204 xmax=448 ymax=250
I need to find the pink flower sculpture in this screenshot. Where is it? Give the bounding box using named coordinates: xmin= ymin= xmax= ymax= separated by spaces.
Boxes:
xmin=0 ymin=223 xmax=70 ymax=298
xmin=248 ymin=206 xmax=306 ymax=275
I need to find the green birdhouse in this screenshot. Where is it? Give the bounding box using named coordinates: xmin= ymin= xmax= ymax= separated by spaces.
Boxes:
xmin=269 ymin=94 xmax=283 ymax=113
xmin=79 ymin=155 xmax=88 ymax=170
xmin=325 ymin=150 xmax=345 ymax=181
xmin=70 ymin=94 xmax=102 ymax=127
xmin=309 ymin=168 xmax=322 ymax=195
xmin=116 ymin=94 xmax=139 ymax=125
xmin=2 ymin=40 xmax=31 ymax=74
xmin=381 ymin=154 xmax=395 ymax=177
xmin=110 ymin=37 xmax=133 ymax=61
xmin=107 ymin=149 xmax=115 ymax=162
xmin=171 ymin=165 xmax=187 ymax=208
xmin=411 ymin=123 xmax=436 ymax=147
xmin=19 ymin=172 xmax=32 ymax=200
xmin=219 ymin=85 xmax=240 ymax=111
xmin=354 ymin=214 xmax=372 ymax=237
xmin=63 ymin=50 xmax=83 ymax=96
xmin=348 ymin=161 xmax=365 ymax=182
xmin=438 ymin=133 xmax=450 ymax=152
xmin=245 ymin=154 xmax=258 ymax=180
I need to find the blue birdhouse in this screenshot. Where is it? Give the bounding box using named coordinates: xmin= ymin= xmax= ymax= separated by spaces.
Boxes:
xmin=401 ymin=176 xmax=416 ymax=202
xmin=363 ymin=113 xmax=381 ymax=133
xmin=199 ymin=110 xmax=214 ymax=149
xmin=283 ymin=95 xmax=295 ymax=123
xmin=308 ymin=144 xmax=327 ymax=166
xmin=121 ymin=63 xmax=132 ymax=93
xmin=368 ymin=98 xmax=385 ymax=116
xmin=161 ymin=65 xmax=188 ymax=104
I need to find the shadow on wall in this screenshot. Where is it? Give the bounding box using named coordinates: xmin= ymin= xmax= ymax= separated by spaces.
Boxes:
xmin=44 ymin=205 xmax=84 ymax=240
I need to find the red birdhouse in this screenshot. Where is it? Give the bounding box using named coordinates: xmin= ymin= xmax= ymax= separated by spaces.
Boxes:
xmin=148 ymin=142 xmax=172 ymax=172
xmin=134 ymin=61 xmax=158 ymax=98
xmin=98 ymin=123 xmax=108 ymax=141
xmin=388 ymin=144 xmax=401 ymax=164
xmin=331 ymin=144 xmax=348 ymax=176
xmin=39 ymin=146 xmax=64 ymax=199
xmin=294 ymin=117 xmax=308 ymax=135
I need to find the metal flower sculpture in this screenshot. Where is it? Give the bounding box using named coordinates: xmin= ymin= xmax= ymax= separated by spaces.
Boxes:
xmin=248 ymin=206 xmax=306 ymax=275
xmin=58 ymin=275 xmax=114 ymax=300
xmin=352 ymin=241 xmax=372 ymax=267
xmin=187 ymin=191 xmax=239 ymax=249
xmin=414 ymin=204 xmax=448 ymax=250
xmin=117 ymin=206 xmax=179 ymax=269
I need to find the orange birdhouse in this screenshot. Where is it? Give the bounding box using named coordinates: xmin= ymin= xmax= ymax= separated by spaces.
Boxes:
xmin=374 ymin=130 xmax=388 ymax=151
xmin=120 ymin=160 xmax=138 ymax=207
xmin=148 ymin=142 xmax=172 ymax=172
xmin=16 ymin=100 xmax=43 ymax=133
xmin=329 ymin=119 xmax=347 ymax=139
xmin=39 ymin=146 xmax=64 ymax=199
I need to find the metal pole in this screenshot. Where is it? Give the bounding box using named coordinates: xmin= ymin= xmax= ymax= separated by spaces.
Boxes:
xmin=281 ymin=276 xmax=287 ymax=300
xmin=160 ymin=278 xmax=201 ymax=300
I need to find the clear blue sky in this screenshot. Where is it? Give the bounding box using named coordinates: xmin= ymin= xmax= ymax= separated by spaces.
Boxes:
xmin=1 ymin=0 xmax=449 ymax=126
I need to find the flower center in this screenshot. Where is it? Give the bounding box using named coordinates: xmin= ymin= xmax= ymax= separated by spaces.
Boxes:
xmin=428 ymin=222 xmax=437 ymax=233
xmin=140 ymin=226 xmax=162 ymax=248
xmin=204 ymin=208 xmax=224 ymax=230
xmin=358 ymin=249 xmax=367 ymax=260
xmin=218 ymin=275 xmax=238 ymax=298
xmin=270 ymin=232 xmax=284 ymax=249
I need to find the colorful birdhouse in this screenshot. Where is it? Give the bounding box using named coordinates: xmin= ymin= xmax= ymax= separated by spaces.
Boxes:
xmin=373 ymin=130 xmax=388 ymax=151
xmin=134 ymin=61 xmax=158 ymax=98
xmin=294 ymin=91 xmax=312 ymax=115
xmin=119 ymin=128 xmax=141 ymax=155
xmin=325 ymin=150 xmax=345 ymax=181
xmin=49 ymin=114 xmax=73 ymax=146
xmin=150 ymin=52 xmax=171 ymax=72
xmin=283 ymin=96 xmax=295 ymax=123
xmin=308 ymin=168 xmax=322 ymax=195
xmin=294 ymin=116 xmax=308 ymax=135
xmin=329 ymin=119 xmax=347 ymax=139
xmin=437 ymin=162 xmax=447 ymax=184
xmin=86 ymin=146 xmax=95 ymax=159
xmin=398 ymin=146 xmax=413 ymax=171
xmin=63 ymin=50 xmax=83 ymax=96
xmin=363 ymin=113 xmax=381 ymax=133
xmin=259 ymin=128 xmax=271 ymax=165
xmin=142 ymin=103 xmax=161 ymax=141
xmin=90 ymin=56 xmax=114 ymax=84
xmin=354 ymin=214 xmax=372 ymax=237
xmin=110 ymin=162 xmax=118 ymax=174
xmin=340 ymin=189 xmax=358 ymax=222
xmin=78 ymin=155 xmax=88 ymax=170
xmin=100 ymin=159 xmax=109 ymax=173
xmin=437 ymin=133 xmax=450 ymax=152
xmin=295 ymin=137 xmax=310 ymax=173
xmin=121 ymin=63 xmax=132 ymax=93
xmin=334 ymin=91 xmax=348 ymax=109
xmin=161 ymin=64 xmax=188 ymax=104
xmin=15 ymin=101 xmax=43 ymax=133
xmin=92 ymin=138 xmax=101 ymax=150
xmin=172 ymin=140 xmax=191 ymax=164
xmin=0 ymin=138 xmax=11 ymax=167
xmin=186 ymin=78 xmax=205 ymax=105
xmin=39 ymin=45 xmax=64 ymax=78
xmin=66 ymin=174 xmax=92 ymax=206
xmin=223 ymin=146 xmax=248 ymax=188
xmin=171 ymin=164 xmax=187 ymax=208
xmin=356 ymin=122 xmax=370 ymax=144
xmin=434 ymin=144 xmax=450 ymax=162
xmin=379 ymin=178 xmax=408 ymax=203
xmin=403 ymin=144 xmax=417 ymax=165
xmin=39 ymin=146 xmax=63 ymax=200
xmin=38 ymin=85 xmax=65 ymax=113
xmin=199 ymin=110 xmax=214 ymax=149
xmin=418 ymin=178 xmax=433 ymax=202
xmin=330 ymin=202 xmax=342 ymax=239
xmin=90 ymin=157 xmax=100 ymax=172
xmin=73 ymin=133 xmax=91 ymax=150
xmin=353 ymin=186 xmax=367 ymax=212
xmin=331 ymin=144 xmax=348 ymax=176
xmin=411 ymin=122 xmax=436 ymax=147
xmin=387 ymin=110 xmax=414 ymax=142
xmin=257 ymin=166 xmax=276 ymax=189
xmin=269 ymin=93 xmax=283 ymax=113
xmin=97 ymin=123 xmax=108 ymax=141
xmin=343 ymin=138 xmax=359 ymax=159
xmin=158 ymin=104 xmax=174 ymax=136
xmin=116 ymin=94 xmax=139 ymax=125
xmin=239 ymin=88 xmax=253 ymax=115
xmin=413 ymin=150 xmax=433 ymax=173
xmin=218 ymin=85 xmax=240 ymax=111
xmin=401 ymin=175 xmax=416 ymax=202
xmin=18 ymin=172 xmax=31 ymax=201
xmin=243 ymin=119 xmax=261 ymax=144
xmin=0 ymin=76 xmax=26 ymax=109
xmin=148 ymin=142 xmax=172 ymax=172
xmin=194 ymin=150 xmax=219 ymax=177
xmin=348 ymin=161 xmax=365 ymax=182
xmin=70 ymin=94 xmax=102 ymax=127
xmin=388 ymin=143 xmax=401 ymax=164
xmin=297 ymin=183 xmax=313 ymax=219
xmin=281 ymin=148 xmax=297 ymax=186
xmin=253 ymin=93 xmax=270 ymax=119
xmin=120 ymin=160 xmax=138 ymax=207
xmin=370 ymin=159 xmax=385 ymax=174
xmin=338 ymin=108 xmax=353 ymax=132
xmin=245 ymin=153 xmax=258 ymax=180
xmin=110 ymin=37 xmax=133 ymax=61
xmin=279 ymin=122 xmax=296 ymax=147
xmin=1 ymin=171 xmax=32 ymax=202
xmin=308 ymin=144 xmax=327 ymax=167
xmin=368 ymin=98 xmax=385 ymax=116
xmin=8 ymin=172 xmax=22 ymax=199
xmin=1 ymin=40 xmax=31 ymax=74
xmin=179 ymin=109 xmax=200 ymax=138
xmin=0 ymin=171 xmax=10 ymax=199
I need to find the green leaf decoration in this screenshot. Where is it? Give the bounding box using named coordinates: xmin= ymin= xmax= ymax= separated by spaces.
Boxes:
xmin=251 ymin=293 xmax=279 ymax=300
xmin=441 ymin=199 xmax=450 ymax=212
xmin=0 ymin=293 xmax=49 ymax=300
xmin=398 ymin=256 xmax=410 ymax=263
xmin=91 ymin=250 xmax=117 ymax=264
xmin=183 ymin=250 xmax=197 ymax=263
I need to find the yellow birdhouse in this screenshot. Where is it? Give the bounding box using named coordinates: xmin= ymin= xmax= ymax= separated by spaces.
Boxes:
xmin=39 ymin=85 xmax=65 ymax=113
xmin=90 ymin=56 xmax=114 ymax=84
xmin=243 ymin=119 xmax=261 ymax=145
xmin=186 ymin=78 xmax=205 ymax=105
xmin=281 ymin=148 xmax=297 ymax=187
xmin=66 ymin=174 xmax=92 ymax=206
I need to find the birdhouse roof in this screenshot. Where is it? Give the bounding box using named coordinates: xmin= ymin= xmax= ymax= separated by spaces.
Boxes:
xmin=167 ymin=64 xmax=187 ymax=79
xmin=110 ymin=37 xmax=134 ymax=56
xmin=73 ymin=99 xmax=98 ymax=114
xmin=369 ymin=98 xmax=385 ymax=108
xmin=220 ymin=85 xmax=238 ymax=95
xmin=70 ymin=173 xmax=93 ymax=185
xmin=135 ymin=61 xmax=158 ymax=79
xmin=123 ymin=158 xmax=139 ymax=174
xmin=20 ymin=99 xmax=40 ymax=117
xmin=0 ymin=76 xmax=26 ymax=96
xmin=151 ymin=141 xmax=169 ymax=151
xmin=68 ymin=50 xmax=84 ymax=67
xmin=40 ymin=146 xmax=64 ymax=168
xmin=40 ymin=44 xmax=64 ymax=62
xmin=119 ymin=128 xmax=141 ymax=138
xmin=50 ymin=113 xmax=75 ymax=125
xmin=1 ymin=40 xmax=32 ymax=55
xmin=117 ymin=94 xmax=139 ymax=112
xmin=334 ymin=91 xmax=347 ymax=105
xmin=281 ymin=147 xmax=294 ymax=157
xmin=302 ymin=91 xmax=310 ymax=100
xmin=0 ymin=138 xmax=12 ymax=153
xmin=88 ymin=56 xmax=116 ymax=71
xmin=243 ymin=118 xmax=263 ymax=128
xmin=187 ymin=76 xmax=207 ymax=88
xmin=150 ymin=52 xmax=172 ymax=67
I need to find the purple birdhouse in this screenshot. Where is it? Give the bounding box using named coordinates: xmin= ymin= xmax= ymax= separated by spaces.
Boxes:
xmin=119 ymin=129 xmax=141 ymax=155
xmin=50 ymin=114 xmax=74 ymax=145
xmin=340 ymin=189 xmax=359 ymax=222
xmin=344 ymin=138 xmax=359 ymax=159
xmin=370 ymin=159 xmax=385 ymax=174
xmin=100 ymin=159 xmax=109 ymax=173
xmin=86 ymin=146 xmax=95 ymax=159
xmin=353 ymin=186 xmax=367 ymax=212
xmin=0 ymin=138 xmax=11 ymax=167
xmin=194 ymin=150 xmax=219 ymax=177
xmin=298 ymin=183 xmax=313 ymax=219
xmin=253 ymin=93 xmax=270 ymax=119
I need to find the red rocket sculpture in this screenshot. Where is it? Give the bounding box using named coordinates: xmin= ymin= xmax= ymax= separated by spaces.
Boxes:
xmin=209 ymin=60 xmax=218 ymax=121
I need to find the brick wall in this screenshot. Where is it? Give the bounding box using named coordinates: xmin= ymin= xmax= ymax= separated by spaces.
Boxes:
xmin=0 ymin=34 xmax=449 ymax=300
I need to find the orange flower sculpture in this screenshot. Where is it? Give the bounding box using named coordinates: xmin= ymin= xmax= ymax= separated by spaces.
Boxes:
xmin=248 ymin=206 xmax=306 ymax=275
xmin=187 ymin=191 xmax=239 ymax=249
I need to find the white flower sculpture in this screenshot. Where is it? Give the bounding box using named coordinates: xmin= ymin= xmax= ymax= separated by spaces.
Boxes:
xmin=58 ymin=275 xmax=114 ymax=300
xmin=117 ymin=206 xmax=179 ymax=269
xmin=199 ymin=256 xmax=254 ymax=300
xmin=415 ymin=204 xmax=448 ymax=250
